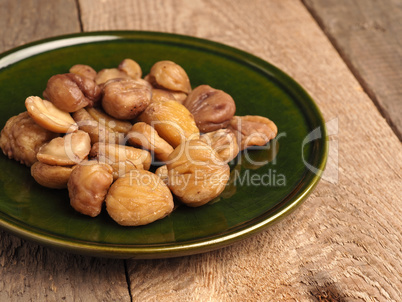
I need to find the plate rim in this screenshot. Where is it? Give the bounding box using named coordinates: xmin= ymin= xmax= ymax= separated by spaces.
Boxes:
xmin=0 ymin=30 xmax=328 ymax=259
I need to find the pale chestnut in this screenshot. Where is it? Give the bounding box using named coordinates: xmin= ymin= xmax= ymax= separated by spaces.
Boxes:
xmin=151 ymin=89 xmax=177 ymax=103
xmin=25 ymin=96 xmax=78 ymax=133
xmin=90 ymin=142 xmax=152 ymax=179
xmin=155 ymin=165 xmax=169 ymax=185
xmin=72 ymin=107 xmax=130 ymax=144
xmin=0 ymin=112 xmax=58 ymax=166
xmin=69 ymin=64 xmax=97 ymax=80
xmin=200 ymin=128 xmax=239 ymax=162
xmin=147 ymin=60 xmax=191 ymax=93
xmin=138 ymin=100 xmax=199 ymax=148
xmin=106 ymin=170 xmax=174 ymax=226
xmin=167 ymin=139 xmax=230 ymax=207
xmin=68 ymin=161 xmax=114 ymax=217
xmin=118 ymin=58 xmax=142 ymax=79
xmin=36 ymin=130 xmax=91 ymax=166
xmin=31 ymin=161 xmax=75 ymax=189
xmin=127 ymin=122 xmax=174 ymax=162
xmin=95 ymin=68 xmax=130 ymax=85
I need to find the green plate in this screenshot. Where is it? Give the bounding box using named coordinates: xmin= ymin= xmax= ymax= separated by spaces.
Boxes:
xmin=0 ymin=31 xmax=327 ymax=259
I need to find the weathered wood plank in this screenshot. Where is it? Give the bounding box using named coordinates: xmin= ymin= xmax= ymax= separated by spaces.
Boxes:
xmin=0 ymin=235 xmax=130 ymax=302
xmin=79 ymin=0 xmax=402 ymax=301
xmin=303 ymin=0 xmax=402 ymax=140
xmin=0 ymin=0 xmax=81 ymax=53
xmin=0 ymin=1 xmax=130 ymax=301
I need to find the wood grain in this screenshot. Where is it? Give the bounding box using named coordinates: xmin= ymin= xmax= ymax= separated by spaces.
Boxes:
xmin=0 ymin=0 xmax=81 ymax=53
xmin=79 ymin=0 xmax=402 ymax=301
xmin=303 ymin=0 xmax=402 ymax=140
xmin=0 ymin=235 xmax=130 ymax=302
xmin=0 ymin=1 xmax=130 ymax=301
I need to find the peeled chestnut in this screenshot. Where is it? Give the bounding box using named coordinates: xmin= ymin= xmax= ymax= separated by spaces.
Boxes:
xmin=68 ymin=161 xmax=114 ymax=217
xmin=147 ymin=60 xmax=191 ymax=94
xmin=167 ymin=139 xmax=230 ymax=207
xmin=101 ymin=78 xmax=152 ymax=120
xmin=127 ymin=122 xmax=174 ymax=162
xmin=106 ymin=170 xmax=174 ymax=226
xmin=43 ymin=73 xmax=101 ymax=112
xmin=228 ymin=115 xmax=277 ymax=150
xmin=0 ymin=112 xmax=58 ymax=167
xmin=31 ymin=161 xmax=75 ymax=189
xmin=138 ymin=99 xmax=199 ymax=148
xmin=69 ymin=64 xmax=97 ymax=80
xmin=183 ymin=85 xmax=236 ymax=133
xmin=200 ymin=128 xmax=239 ymax=163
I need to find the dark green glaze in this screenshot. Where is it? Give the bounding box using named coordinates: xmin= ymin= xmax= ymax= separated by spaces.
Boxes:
xmin=0 ymin=31 xmax=328 ymax=258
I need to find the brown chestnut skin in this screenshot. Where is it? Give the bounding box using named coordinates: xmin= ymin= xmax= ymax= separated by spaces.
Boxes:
xmin=101 ymin=78 xmax=152 ymax=120
xmin=183 ymin=85 xmax=236 ymax=133
xmin=43 ymin=73 xmax=101 ymax=112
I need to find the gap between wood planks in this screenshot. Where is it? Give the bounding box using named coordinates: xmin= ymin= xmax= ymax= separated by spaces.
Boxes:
xmin=124 ymin=260 xmax=134 ymax=302
xmin=74 ymin=0 xmax=84 ymax=32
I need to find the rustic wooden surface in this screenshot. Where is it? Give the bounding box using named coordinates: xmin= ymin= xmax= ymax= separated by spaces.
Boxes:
xmin=303 ymin=0 xmax=402 ymax=140
xmin=0 ymin=0 xmax=81 ymax=51
xmin=1 ymin=0 xmax=401 ymax=301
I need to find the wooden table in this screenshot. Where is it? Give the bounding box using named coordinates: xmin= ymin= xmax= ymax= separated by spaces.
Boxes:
xmin=1 ymin=0 xmax=401 ymax=301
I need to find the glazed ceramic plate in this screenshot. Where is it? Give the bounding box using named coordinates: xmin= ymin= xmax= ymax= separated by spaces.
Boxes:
xmin=0 ymin=31 xmax=327 ymax=259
